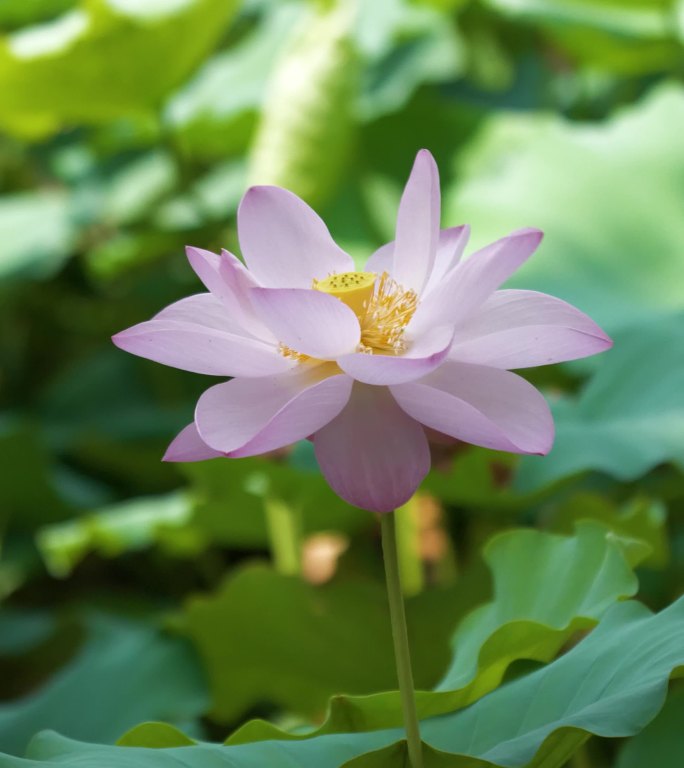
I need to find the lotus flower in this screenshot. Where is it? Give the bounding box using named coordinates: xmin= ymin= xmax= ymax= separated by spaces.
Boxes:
xmin=113 ymin=150 xmax=611 ymax=513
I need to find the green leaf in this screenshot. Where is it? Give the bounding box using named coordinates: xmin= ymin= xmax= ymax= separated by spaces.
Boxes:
xmin=183 ymin=456 xmax=371 ymax=549
xmin=0 ymin=191 xmax=76 ymax=281
xmin=164 ymin=3 xmax=304 ymax=160
xmin=482 ymin=0 xmax=679 ymax=74
xmin=517 ymin=315 xmax=684 ymax=490
xmin=117 ymin=722 xmax=197 ymax=748
xmin=616 ymin=687 xmax=684 ymax=768
xmin=180 ymin=563 xmax=460 ymax=723
xmin=546 ymin=492 xmax=669 ymax=568
xmin=0 ymin=614 xmax=207 ymax=756
xmin=446 ymin=84 xmax=684 ymax=339
xmin=0 ymin=0 xmax=240 ymax=135
xmin=229 ymin=523 xmax=637 ymax=741
xmin=0 ymin=421 xmax=72 ymax=532
xmin=35 ymin=492 xmax=197 ymax=578
xmin=6 ymin=598 xmax=684 ymax=768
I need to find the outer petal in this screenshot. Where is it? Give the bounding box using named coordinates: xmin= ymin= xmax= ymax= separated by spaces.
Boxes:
xmin=313 ymin=384 xmax=430 ymax=513
xmin=237 ymin=186 xmax=354 ymax=288
xmin=219 ymin=250 xmax=276 ymax=341
xmin=163 ymin=423 xmax=224 ymax=462
xmin=450 ymin=289 xmax=613 ymax=369
xmin=392 ymin=149 xmax=440 ymax=293
xmin=391 ymin=361 xmax=554 ymax=455
xmin=337 ymin=325 xmax=453 ymax=385
xmin=113 ymin=295 xmax=291 ymax=377
xmin=185 ymin=248 xmax=275 ymax=341
xmin=195 ymin=366 xmax=353 ymax=456
xmin=409 ymin=228 xmax=543 ymax=337
xmin=250 ymin=288 xmax=360 ymax=359
xmin=185 ymin=246 xmax=233 ymax=305
xmin=422 ymin=225 xmax=470 ymax=296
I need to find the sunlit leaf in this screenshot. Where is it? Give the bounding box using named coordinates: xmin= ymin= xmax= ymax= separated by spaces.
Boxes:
xmin=0 ymin=0 xmax=240 ymax=135
xmin=36 ymin=492 xmax=196 ymax=578
xmin=447 ymin=84 xmax=684 ymax=338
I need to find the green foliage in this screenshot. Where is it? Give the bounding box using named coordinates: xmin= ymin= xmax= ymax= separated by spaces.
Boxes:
xmin=181 ymin=563 xmax=458 ymax=722
xmin=518 ymin=314 xmax=684 ymax=489
xmin=0 ymin=0 xmax=240 ymax=135
xmin=0 ymin=614 xmax=207 ymax=755
xmin=2 ymin=1 xmax=684 ymax=765
xmin=616 ymin=686 xmax=684 ymax=768
xmin=3 ymin=598 xmax=684 ymax=767
xmin=228 ymin=523 xmax=639 ymax=740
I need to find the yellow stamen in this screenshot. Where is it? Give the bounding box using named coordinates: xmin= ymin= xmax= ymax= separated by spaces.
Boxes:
xmin=313 ymin=270 xmax=418 ymax=356
xmin=278 ymin=343 xmax=310 ymax=363
xmin=313 ymin=271 xmax=377 ymax=316
xmin=360 ymin=272 xmax=418 ymax=355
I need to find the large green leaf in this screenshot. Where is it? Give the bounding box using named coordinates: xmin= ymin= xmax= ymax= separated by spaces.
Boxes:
xmin=180 ymin=563 xmax=462 ymax=722
xmin=446 ymin=84 xmax=684 ymax=338
xmin=0 ymin=0 xmax=239 ymax=135
xmin=517 ymin=315 xmax=684 ymax=490
xmin=616 ymin=687 xmax=684 ymax=768
xmin=0 ymin=614 xmax=207 ymax=755
xmin=228 ymin=522 xmax=637 ymax=741
xmin=4 ymin=597 xmax=684 ymax=767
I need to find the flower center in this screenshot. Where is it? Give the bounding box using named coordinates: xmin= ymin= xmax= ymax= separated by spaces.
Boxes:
xmin=313 ymin=271 xmax=377 ymax=316
xmin=315 ymin=270 xmax=418 ymax=356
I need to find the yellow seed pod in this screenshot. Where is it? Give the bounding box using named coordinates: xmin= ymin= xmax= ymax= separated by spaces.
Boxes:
xmin=246 ymin=0 xmax=360 ymax=207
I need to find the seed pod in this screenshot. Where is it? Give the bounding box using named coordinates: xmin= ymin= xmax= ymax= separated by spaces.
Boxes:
xmin=246 ymin=0 xmax=360 ymax=207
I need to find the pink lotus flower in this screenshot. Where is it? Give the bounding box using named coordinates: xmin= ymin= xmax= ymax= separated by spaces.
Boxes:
xmin=113 ymin=150 xmax=611 ymax=513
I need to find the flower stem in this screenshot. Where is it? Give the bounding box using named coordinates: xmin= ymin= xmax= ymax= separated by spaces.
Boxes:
xmin=264 ymin=497 xmax=301 ymax=576
xmin=380 ymin=511 xmax=424 ymax=768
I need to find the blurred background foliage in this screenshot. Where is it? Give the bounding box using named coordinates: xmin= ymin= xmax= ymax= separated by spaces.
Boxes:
xmin=1 ymin=0 xmax=684 ymax=764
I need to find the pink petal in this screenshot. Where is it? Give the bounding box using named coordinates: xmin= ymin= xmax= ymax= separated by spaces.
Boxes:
xmin=450 ymin=289 xmax=613 ymax=369
xmin=218 ymin=250 xmax=275 ymax=340
xmin=365 ymin=226 xmax=469 ymax=296
xmin=422 ymin=225 xmax=470 ymax=296
xmin=163 ymin=422 xmax=224 ymax=462
xmin=409 ymin=228 xmax=543 ymax=337
xmin=237 ymin=186 xmax=354 ymax=288
xmin=185 ymin=248 xmax=274 ymax=341
xmin=113 ymin=297 xmax=291 ymax=377
xmin=392 ymin=149 xmax=440 ymax=293
xmin=185 ymin=246 xmax=232 ymax=305
xmin=195 ymin=367 xmax=353 ymax=455
xmin=313 ymin=384 xmax=430 ymax=513
xmin=364 ymin=241 xmax=393 ymax=275
xmin=337 ymin=325 xmax=453 ymax=385
xmin=250 ymin=288 xmax=361 ymax=359
xmin=391 ymin=361 xmax=554 ymax=455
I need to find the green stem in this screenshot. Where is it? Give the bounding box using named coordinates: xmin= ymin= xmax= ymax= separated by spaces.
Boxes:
xmin=264 ymin=497 xmax=301 ymax=576
xmin=395 ymin=497 xmax=424 ymax=597
xmin=380 ymin=511 xmax=424 ymax=768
